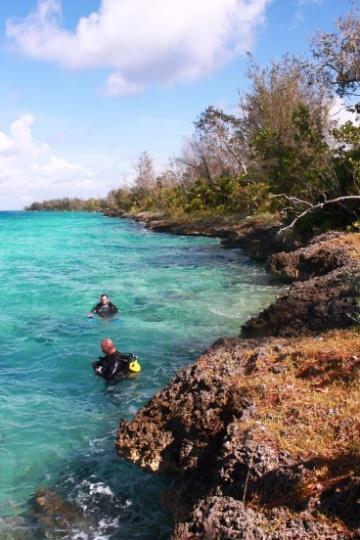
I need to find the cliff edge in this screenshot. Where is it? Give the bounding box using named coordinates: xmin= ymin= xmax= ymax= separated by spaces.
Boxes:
xmin=242 ymin=233 xmax=360 ymax=338
xmin=117 ymin=231 xmax=360 ymax=539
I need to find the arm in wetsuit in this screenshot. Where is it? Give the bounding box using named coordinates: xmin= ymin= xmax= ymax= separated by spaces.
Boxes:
xmin=106 ymin=302 xmax=118 ymax=316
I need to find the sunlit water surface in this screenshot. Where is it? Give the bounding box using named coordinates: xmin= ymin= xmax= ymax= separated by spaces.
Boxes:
xmin=0 ymin=212 xmax=281 ymax=539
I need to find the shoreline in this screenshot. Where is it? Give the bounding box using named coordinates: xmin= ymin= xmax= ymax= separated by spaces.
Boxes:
xmin=20 ymin=209 xmax=360 ymax=538
xmin=108 ymin=210 xmax=360 ymax=338
xmin=113 ymin=211 xmax=360 ymax=539
xmin=105 ymin=210 xmax=301 ymax=260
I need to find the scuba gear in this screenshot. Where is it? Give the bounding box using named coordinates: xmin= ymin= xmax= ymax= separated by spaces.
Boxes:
xmin=128 ymin=359 xmax=141 ymax=373
xmin=90 ymin=301 xmax=118 ymax=318
xmin=121 ymin=352 xmax=141 ymax=373
xmin=93 ymin=351 xmax=141 ymax=381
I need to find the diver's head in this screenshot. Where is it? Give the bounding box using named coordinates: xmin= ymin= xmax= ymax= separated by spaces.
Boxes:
xmin=101 ymin=338 xmax=116 ymax=355
xmin=100 ymin=294 xmax=109 ymax=305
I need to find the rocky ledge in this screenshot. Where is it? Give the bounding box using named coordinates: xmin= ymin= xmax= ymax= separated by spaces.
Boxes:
xmin=242 ymin=232 xmax=360 ymax=338
xmin=116 ymin=230 xmax=360 ymax=539
xmin=117 ymin=330 xmax=360 ymax=539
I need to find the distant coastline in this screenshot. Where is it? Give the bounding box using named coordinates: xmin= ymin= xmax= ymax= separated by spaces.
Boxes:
xmin=25 ymin=197 xmax=107 ymax=212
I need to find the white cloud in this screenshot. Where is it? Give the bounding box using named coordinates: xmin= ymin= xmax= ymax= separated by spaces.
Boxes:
xmin=0 ymin=114 xmax=103 ymax=209
xmin=7 ymin=0 xmax=270 ymax=96
xmin=105 ymin=72 xmax=145 ymax=97
xmin=330 ymin=96 xmax=359 ymax=126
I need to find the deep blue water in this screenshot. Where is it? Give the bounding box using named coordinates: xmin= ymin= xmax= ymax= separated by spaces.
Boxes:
xmin=0 ymin=211 xmax=280 ymax=539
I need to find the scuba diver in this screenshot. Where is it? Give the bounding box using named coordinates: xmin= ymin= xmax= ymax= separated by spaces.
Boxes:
xmin=88 ymin=294 xmax=118 ymax=318
xmin=92 ymin=338 xmax=141 ymax=382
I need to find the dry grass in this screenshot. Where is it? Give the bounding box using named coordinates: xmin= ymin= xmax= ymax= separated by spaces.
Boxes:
xmin=325 ymin=232 xmax=360 ymax=261
xmin=226 ymin=329 xmax=360 ymax=528
xmin=233 ymin=330 xmax=360 ymax=459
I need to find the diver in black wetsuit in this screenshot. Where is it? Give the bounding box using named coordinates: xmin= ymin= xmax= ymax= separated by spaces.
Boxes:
xmin=88 ymin=294 xmax=118 ymax=318
xmin=92 ymin=338 xmax=137 ymax=381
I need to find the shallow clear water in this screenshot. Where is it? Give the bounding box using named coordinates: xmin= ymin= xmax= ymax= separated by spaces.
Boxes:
xmin=0 ymin=211 xmax=280 ymax=539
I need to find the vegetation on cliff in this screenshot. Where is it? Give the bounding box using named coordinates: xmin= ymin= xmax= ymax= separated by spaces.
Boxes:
xmin=27 ymin=11 xmax=360 ymax=236
xmin=109 ymin=11 xmax=359 ymax=230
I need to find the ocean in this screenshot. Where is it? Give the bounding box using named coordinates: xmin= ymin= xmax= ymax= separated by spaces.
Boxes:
xmin=0 ymin=211 xmax=281 ymax=539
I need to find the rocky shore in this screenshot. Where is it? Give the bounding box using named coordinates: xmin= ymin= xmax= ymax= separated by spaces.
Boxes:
xmin=106 ymin=210 xmax=298 ymax=259
xmin=242 ymin=232 xmax=360 ymax=338
xmin=115 ymin=212 xmax=360 ymax=539
xmin=117 ymin=329 xmax=360 ymax=539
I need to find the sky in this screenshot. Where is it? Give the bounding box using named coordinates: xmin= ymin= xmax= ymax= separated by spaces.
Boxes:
xmin=0 ymin=0 xmax=355 ymax=209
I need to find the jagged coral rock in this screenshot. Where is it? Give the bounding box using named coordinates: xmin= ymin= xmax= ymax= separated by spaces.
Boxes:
xmin=242 ymin=233 xmax=360 ymax=337
xmin=172 ymin=496 xmax=346 ymax=540
xmin=117 ymin=232 xmax=360 ymax=539
xmin=266 ymin=232 xmax=359 ymax=282
xmin=117 ymin=331 xmax=360 ymax=539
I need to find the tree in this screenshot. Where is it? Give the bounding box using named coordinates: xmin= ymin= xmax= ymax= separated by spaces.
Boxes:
xmin=178 ymin=104 xmax=247 ymax=189
xmin=134 ymin=151 xmax=156 ymax=191
xmin=194 ymin=106 xmax=248 ymax=176
xmin=131 ymin=151 xmax=156 ymax=206
xmin=333 ymin=121 xmax=360 ymax=194
xmin=107 ymin=188 xmax=132 ymax=211
xmin=311 ymin=10 xmax=360 ymax=111
xmin=241 ymin=56 xmax=335 ymax=202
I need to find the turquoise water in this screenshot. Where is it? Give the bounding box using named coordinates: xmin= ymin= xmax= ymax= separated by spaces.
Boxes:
xmin=0 ymin=211 xmax=280 ymax=539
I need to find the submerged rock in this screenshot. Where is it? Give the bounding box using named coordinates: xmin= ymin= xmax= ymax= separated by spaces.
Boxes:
xmin=28 ymin=488 xmax=85 ymax=537
xmin=0 ymin=490 xmax=87 ymax=540
xmin=0 ymin=517 xmax=37 ymax=540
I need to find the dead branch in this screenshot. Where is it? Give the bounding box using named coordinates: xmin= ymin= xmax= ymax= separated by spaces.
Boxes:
xmin=270 ymin=194 xmax=313 ymax=207
xmin=216 ymin=133 xmax=248 ymax=175
xmin=277 ymin=195 xmax=360 ymax=234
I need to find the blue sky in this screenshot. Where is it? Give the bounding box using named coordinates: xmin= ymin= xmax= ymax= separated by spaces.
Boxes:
xmin=0 ymin=0 xmax=354 ymax=209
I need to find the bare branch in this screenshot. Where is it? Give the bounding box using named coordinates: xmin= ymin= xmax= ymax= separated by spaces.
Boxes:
xmin=270 ymin=194 xmax=313 ymax=207
xmin=216 ymin=133 xmax=248 ymax=174
xmin=278 ymin=195 xmax=360 ymax=234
